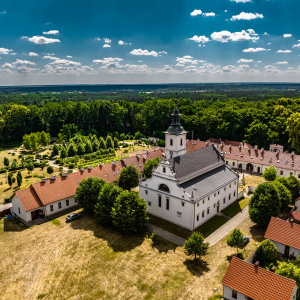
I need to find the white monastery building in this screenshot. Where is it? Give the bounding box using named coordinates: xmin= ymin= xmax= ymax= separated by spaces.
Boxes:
xmin=139 ymin=105 xmax=239 ymax=230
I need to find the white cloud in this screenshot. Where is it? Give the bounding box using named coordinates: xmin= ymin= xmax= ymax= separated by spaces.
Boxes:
xmin=0 ymin=11 xmax=7 ymax=14
xmin=265 ymin=65 xmax=278 ymax=73
xmin=283 ymin=34 xmax=292 ymax=38
xmin=66 ymin=55 xmax=72 ymax=58
xmin=2 ymin=63 xmax=14 ymax=69
xmin=0 ymin=47 xmax=13 ymax=55
xmin=276 ymin=50 xmax=292 ymax=53
xmin=103 ymin=38 xmax=111 ymax=44
xmin=190 ymin=9 xmax=202 ymax=16
xmin=49 ymin=59 xmax=81 ymax=67
xmin=125 ymin=64 xmax=148 ymax=72
xmin=2 ymin=59 xmax=36 ymax=70
xmin=43 ymin=55 xmax=59 ymax=60
xmin=93 ymin=57 xmax=123 ymax=69
xmin=230 ymin=0 xmax=252 ymax=2
xmin=176 ymin=55 xmax=205 ymax=67
xmin=103 ymin=44 xmax=111 ymax=48
xmin=276 ymin=61 xmax=288 ymax=64
xmin=292 ymin=43 xmax=300 ymax=48
xmin=159 ymin=51 xmax=167 ymax=55
xmin=243 ymin=47 xmax=267 ymax=52
xmin=237 ymin=58 xmax=253 ymax=63
xmin=211 ymin=29 xmax=258 ymax=42
xmin=95 ymin=38 xmax=101 ymax=41
xmin=203 ymin=12 xmax=215 ymax=17
xmin=118 ymin=40 xmax=132 ymax=46
xmin=28 ymin=36 xmax=61 ymax=44
xmin=43 ymin=30 xmax=59 ymax=35
xmin=189 ymin=35 xmax=210 ymax=43
xmin=231 ymin=12 xmax=263 ymax=21
xmin=130 ymin=49 xmax=159 ymax=56
xmin=28 ymin=52 xmax=39 ymax=56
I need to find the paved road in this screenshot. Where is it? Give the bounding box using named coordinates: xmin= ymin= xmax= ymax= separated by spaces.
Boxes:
xmin=147 ymin=224 xmax=186 ymax=246
xmin=205 ymin=206 xmax=249 ymax=246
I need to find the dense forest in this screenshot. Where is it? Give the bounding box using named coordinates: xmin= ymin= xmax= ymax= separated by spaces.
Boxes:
xmin=0 ymin=93 xmax=300 ymax=153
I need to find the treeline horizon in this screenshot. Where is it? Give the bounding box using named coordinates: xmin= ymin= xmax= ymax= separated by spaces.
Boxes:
xmin=0 ymin=95 xmax=300 ymax=153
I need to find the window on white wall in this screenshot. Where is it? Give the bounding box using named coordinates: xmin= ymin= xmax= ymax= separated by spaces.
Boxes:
xmin=18 ymin=207 xmax=20 ymax=214
xmin=232 ymin=162 xmax=235 ymax=166
xmin=218 ymin=190 xmax=220 ymax=195
xmin=234 ymin=191 xmax=236 ymax=197
xmin=229 ymin=194 xmax=231 ymax=200
xmin=170 ymin=139 xmax=173 ymax=146
xmin=145 ymin=190 xmax=148 ymax=195
xmin=66 ymin=199 xmax=69 ymax=206
xmin=280 ymin=171 xmax=283 ymax=175
xmin=197 ymin=202 xmax=199 ymax=207
xmin=50 ymin=205 xmax=53 ymax=212
xmin=180 ymin=139 xmax=183 ymax=146
xmin=214 ymin=193 xmax=216 ymax=197
xmin=181 ymin=201 xmax=185 ymax=207
xmin=207 ymin=207 xmax=210 ymax=214
xmin=158 ymin=195 xmax=162 ymax=207
xmin=177 ymin=212 xmax=182 ymax=218
xmin=234 ymin=181 xmax=236 ymax=185
xmin=166 ymin=198 xmax=170 ymax=210
xmin=148 ymin=201 xmax=152 ymax=206
xmin=208 ymin=196 xmax=210 ymax=201
xmin=223 ymin=197 xmax=226 ymax=204
xmin=163 ymin=167 xmax=166 ymax=173
xmin=298 ymin=174 xmax=300 ymax=179
xmin=197 ymin=214 xmax=199 ymax=221
xmin=203 ymin=199 xmax=205 ymax=204
xmin=58 ymin=202 xmax=62 ymax=209
xmin=202 ymin=211 xmax=205 ymax=218
xmin=224 ymin=187 xmax=226 ymax=191
xmin=229 ymin=184 xmax=231 ymax=188
xmin=232 ymin=290 xmax=237 ymax=299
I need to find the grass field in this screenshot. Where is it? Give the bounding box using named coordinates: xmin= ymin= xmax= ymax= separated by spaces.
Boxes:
xmin=0 ymin=211 xmax=264 ymax=300
xmin=239 ymin=174 xmax=266 ymax=192
xmin=221 ymin=197 xmax=250 ymax=218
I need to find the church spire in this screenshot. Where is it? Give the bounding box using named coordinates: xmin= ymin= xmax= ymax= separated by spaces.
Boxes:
xmin=170 ymin=100 xmax=181 ymax=126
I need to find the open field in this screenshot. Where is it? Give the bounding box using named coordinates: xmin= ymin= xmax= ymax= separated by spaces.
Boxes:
xmin=0 ymin=211 xmax=264 ymax=300
xmin=221 ymin=197 xmax=250 ymax=218
xmin=238 ymin=174 xmax=266 ymax=192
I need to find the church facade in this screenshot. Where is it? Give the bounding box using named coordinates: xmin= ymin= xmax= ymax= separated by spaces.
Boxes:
xmin=139 ymin=106 xmax=239 ymax=231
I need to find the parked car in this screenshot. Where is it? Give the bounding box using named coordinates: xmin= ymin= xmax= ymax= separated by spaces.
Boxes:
xmin=66 ymin=213 xmax=82 ymax=223
xmin=243 ymin=236 xmax=250 ymax=245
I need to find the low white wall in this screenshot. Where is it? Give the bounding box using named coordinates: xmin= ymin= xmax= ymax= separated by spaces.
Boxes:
xmin=11 ymin=194 xmax=31 ymax=222
xmin=44 ymin=196 xmax=77 ymax=217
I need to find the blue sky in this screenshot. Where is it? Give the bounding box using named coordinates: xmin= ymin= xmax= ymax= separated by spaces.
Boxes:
xmin=0 ymin=0 xmax=299 ymax=85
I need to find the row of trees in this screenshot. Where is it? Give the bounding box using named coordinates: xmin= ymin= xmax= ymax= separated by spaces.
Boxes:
xmin=23 ymin=131 xmax=51 ymax=151
xmin=2 ymin=98 xmax=300 ymax=153
xmin=75 ymin=166 xmax=145 ymax=234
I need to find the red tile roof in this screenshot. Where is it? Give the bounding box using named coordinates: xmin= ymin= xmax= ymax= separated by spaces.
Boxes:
xmin=15 ymin=187 xmax=43 ymax=212
xmin=264 ymin=217 xmax=300 ymax=250
xmin=186 ymin=140 xmax=300 ymax=172
xmin=290 ymin=210 xmax=300 ymax=222
xmin=222 ymin=257 xmax=297 ymax=300
xmin=15 ymin=149 xmax=164 ymax=212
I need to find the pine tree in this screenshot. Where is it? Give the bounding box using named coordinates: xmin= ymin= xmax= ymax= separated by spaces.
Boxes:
xmin=16 ymin=171 xmax=22 ymax=187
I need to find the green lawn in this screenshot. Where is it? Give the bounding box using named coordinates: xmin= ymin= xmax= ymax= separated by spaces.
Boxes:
xmin=221 ymin=197 xmax=250 ymax=218
xmin=195 ymin=215 xmax=229 ymax=238
xmin=148 ymin=214 xmax=229 ymax=239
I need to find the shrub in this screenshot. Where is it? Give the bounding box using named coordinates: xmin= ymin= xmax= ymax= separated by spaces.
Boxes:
xmin=262 ymin=166 xmax=277 ymax=181
xmin=261 ymin=239 xmax=277 ymax=261
xmin=234 ymin=252 xmax=244 ymax=260
xmin=253 ymin=245 xmax=266 ymax=267
xmin=4 ymin=197 xmax=11 ymax=203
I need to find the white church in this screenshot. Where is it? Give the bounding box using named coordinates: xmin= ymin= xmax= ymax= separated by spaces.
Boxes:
xmin=139 ymin=105 xmax=239 ymax=231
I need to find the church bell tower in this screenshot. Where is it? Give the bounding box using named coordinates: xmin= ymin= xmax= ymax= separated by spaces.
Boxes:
xmin=164 ymin=101 xmax=187 ymax=159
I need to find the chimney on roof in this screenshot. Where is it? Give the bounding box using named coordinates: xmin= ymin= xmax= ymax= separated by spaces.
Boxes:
xmin=88 ymin=166 xmax=92 ymax=170
xmin=254 ymin=261 xmax=259 ymax=268
xmin=254 ymin=145 xmax=258 ymax=150
xmin=248 ymin=147 xmax=251 ymax=155
xmin=99 ymin=162 xmax=103 ymax=167
xmin=62 ymin=172 xmax=68 ymax=177
xmin=270 ymin=266 xmax=276 ymax=273
xmin=41 ymin=178 xmax=46 ymax=183
xmin=80 ymin=167 xmax=84 ymax=172
xmin=112 ymin=160 xmax=116 ymax=166
xmin=206 ymin=140 xmax=209 ymax=146
xmin=291 ymin=151 xmax=295 ymax=159
xmin=136 ymin=154 xmax=140 ymax=159
xmin=51 ymin=175 xmax=56 ymax=180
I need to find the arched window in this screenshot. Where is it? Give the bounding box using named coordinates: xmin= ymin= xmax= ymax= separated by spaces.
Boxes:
xmin=180 ymin=138 xmax=183 ymax=146
xmin=170 ymin=139 xmax=173 ymax=146
xmin=158 ymin=184 xmax=170 ymax=193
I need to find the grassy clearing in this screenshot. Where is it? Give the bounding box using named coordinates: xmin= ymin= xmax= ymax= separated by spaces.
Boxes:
xmin=240 ymin=174 xmax=266 ymax=190
xmin=0 ymin=150 xmax=23 ymax=168
xmin=221 ymin=197 xmax=250 ymax=218
xmin=0 ymin=211 xmax=264 ymax=300
xmin=195 ymin=215 xmax=229 ymax=238
xmin=50 ymin=219 xmax=61 ymax=226
xmin=148 ymin=214 xmax=229 ymax=239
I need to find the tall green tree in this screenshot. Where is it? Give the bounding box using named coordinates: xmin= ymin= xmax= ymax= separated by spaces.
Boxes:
xmin=249 ymin=182 xmax=281 ymax=227
xmin=47 ymin=166 xmax=54 ymax=175
xmin=287 ymin=175 xmax=300 ymax=200
xmin=85 ymin=140 xmax=92 ymax=153
xmin=118 ymin=165 xmax=140 ymax=190
xmin=184 ymin=232 xmax=209 ymax=261
xmin=111 ymin=191 xmax=148 ymax=234
xmin=3 ymin=157 xmax=9 ymax=167
xmin=39 ymin=131 xmax=51 ymax=147
xmin=77 ymin=143 xmax=85 ymax=155
xmin=253 ymin=245 xmax=266 ymax=267
xmin=60 ymin=146 xmax=67 ymax=159
xmin=94 ymin=183 xmax=123 ymax=225
xmin=99 ymin=137 xmax=106 ymax=149
xmin=27 ymin=163 xmax=34 ymax=175
xmin=92 ymin=140 xmax=99 ymax=152
xmin=68 ymin=143 xmax=77 ymax=157
xmin=113 ymin=137 xmax=119 ymax=149
xmin=51 ymin=144 xmax=60 ymax=157
xmin=8 ymin=173 xmax=13 ymax=187
xmin=16 ymin=171 xmax=22 ymax=187
xmin=75 ymin=177 xmax=106 ymax=214
xmin=106 ymin=136 xmax=114 ymax=149
xmin=286 ymin=112 xmax=300 ymax=153
xmin=226 ymin=228 xmax=245 ymax=254
xmin=60 ymin=124 xmax=79 ymax=141
xmin=273 ymin=181 xmax=292 ymax=212
xmin=143 ymin=157 xmax=159 ymax=178
xmin=262 ymin=166 xmax=277 ymax=181
xmin=261 ymin=239 xmax=277 ymax=261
